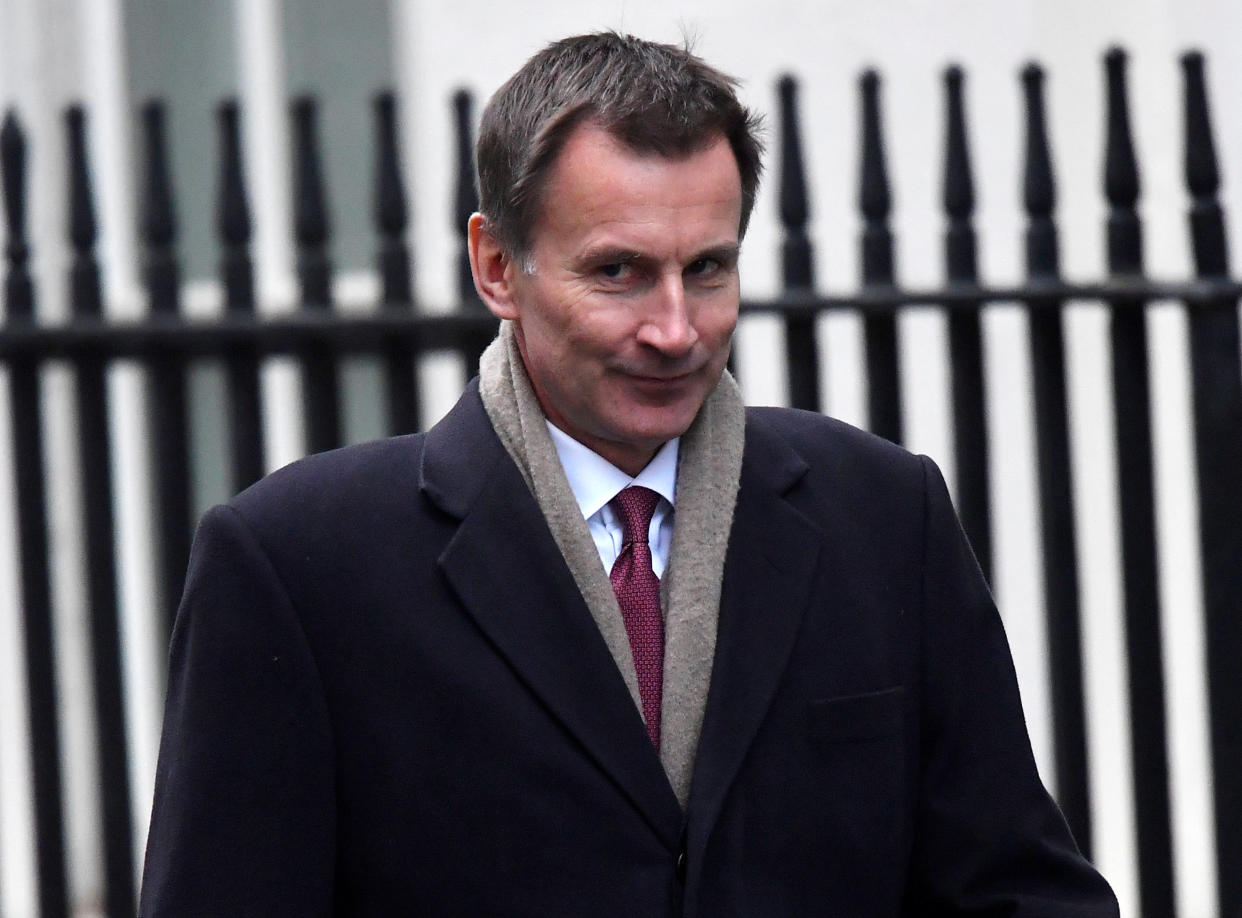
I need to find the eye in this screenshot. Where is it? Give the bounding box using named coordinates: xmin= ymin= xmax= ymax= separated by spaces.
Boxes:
xmin=686 ymin=257 xmax=721 ymax=277
xmin=599 ymin=262 xmax=633 ymax=280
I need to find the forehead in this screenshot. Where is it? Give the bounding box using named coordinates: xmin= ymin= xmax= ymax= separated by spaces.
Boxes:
xmin=529 ymin=123 xmax=743 ymax=256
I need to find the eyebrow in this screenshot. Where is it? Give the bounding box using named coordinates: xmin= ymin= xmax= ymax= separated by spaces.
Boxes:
xmin=692 ymin=244 xmax=741 ymax=266
xmin=576 ymin=246 xmax=643 ymax=268
xmin=575 ymin=243 xmax=741 ymax=269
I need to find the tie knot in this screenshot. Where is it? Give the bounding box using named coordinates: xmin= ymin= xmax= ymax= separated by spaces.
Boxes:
xmin=610 ymin=486 xmax=661 ymax=545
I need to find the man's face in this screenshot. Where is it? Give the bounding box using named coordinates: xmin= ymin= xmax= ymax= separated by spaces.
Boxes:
xmin=471 ymin=123 xmax=743 ymax=476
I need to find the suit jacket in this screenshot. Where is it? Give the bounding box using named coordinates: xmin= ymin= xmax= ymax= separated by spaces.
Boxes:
xmin=139 ymin=380 xmax=1117 ymax=917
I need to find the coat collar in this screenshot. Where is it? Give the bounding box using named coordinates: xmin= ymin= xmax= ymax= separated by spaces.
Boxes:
xmin=420 ymin=382 xmax=683 ymax=846
xmin=683 ymin=412 xmax=822 ymax=881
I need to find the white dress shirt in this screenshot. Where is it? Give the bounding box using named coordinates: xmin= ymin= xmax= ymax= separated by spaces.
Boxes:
xmin=546 ymin=423 xmax=678 ymax=578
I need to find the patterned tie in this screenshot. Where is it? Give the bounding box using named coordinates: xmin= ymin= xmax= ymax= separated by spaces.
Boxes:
xmin=609 ymin=486 xmax=664 ymax=749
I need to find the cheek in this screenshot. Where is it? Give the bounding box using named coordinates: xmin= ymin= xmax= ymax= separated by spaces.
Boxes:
xmin=562 ymin=307 xmax=639 ymax=357
xmin=696 ymin=304 xmax=739 ymax=347
xmin=518 ymin=304 xmax=579 ymax=368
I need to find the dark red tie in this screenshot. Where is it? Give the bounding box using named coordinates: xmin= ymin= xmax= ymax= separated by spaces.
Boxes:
xmin=609 ymin=486 xmax=664 ymax=749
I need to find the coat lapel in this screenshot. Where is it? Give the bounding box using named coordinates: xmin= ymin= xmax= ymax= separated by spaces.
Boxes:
xmin=684 ymin=416 xmax=823 ymax=864
xmin=420 ymin=385 xmax=682 ymax=847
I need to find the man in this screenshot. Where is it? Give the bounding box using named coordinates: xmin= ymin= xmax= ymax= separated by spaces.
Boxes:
xmin=140 ymin=32 xmax=1118 ymax=916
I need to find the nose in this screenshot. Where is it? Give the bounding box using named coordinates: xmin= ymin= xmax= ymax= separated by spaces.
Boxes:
xmin=637 ymin=273 xmax=698 ymax=356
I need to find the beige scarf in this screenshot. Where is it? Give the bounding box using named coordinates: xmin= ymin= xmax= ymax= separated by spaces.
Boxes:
xmin=478 ymin=321 xmax=745 ymax=805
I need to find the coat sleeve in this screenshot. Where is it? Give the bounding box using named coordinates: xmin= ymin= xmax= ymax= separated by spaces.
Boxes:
xmin=906 ymin=456 xmax=1119 ymax=916
xmin=139 ymin=504 xmax=336 ymax=917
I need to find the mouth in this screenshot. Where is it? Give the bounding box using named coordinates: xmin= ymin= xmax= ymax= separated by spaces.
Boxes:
xmin=619 ymin=371 xmax=702 ymax=395
xmin=616 ymin=372 xmax=707 ymax=407
xmin=618 ymin=363 xmax=704 ymax=384
xmin=628 ymin=371 xmax=693 ymax=383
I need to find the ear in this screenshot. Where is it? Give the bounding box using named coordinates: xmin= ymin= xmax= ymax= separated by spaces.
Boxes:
xmin=468 ymin=213 xmax=520 ymax=320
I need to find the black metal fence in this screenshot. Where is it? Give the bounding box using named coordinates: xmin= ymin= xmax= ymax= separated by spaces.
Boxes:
xmin=1 ymin=48 xmax=1239 ymax=918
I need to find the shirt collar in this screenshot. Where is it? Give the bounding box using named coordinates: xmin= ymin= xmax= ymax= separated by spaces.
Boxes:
xmin=546 ymin=422 xmax=679 ymax=520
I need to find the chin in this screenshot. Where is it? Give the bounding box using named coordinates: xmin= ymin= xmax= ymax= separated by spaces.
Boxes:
xmin=621 ymin=406 xmax=701 ymax=445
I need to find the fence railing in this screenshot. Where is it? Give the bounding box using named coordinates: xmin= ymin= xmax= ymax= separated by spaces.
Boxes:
xmin=2 ymin=47 xmax=1240 ymax=918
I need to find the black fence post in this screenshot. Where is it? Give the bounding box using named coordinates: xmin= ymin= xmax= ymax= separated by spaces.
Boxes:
xmin=373 ymin=90 xmax=421 ymax=435
xmin=1102 ymin=48 xmax=1175 ymax=918
xmin=454 ymin=89 xmax=480 ymax=311
xmin=777 ymin=75 xmax=821 ymax=412
xmin=292 ymin=95 xmax=341 ymax=453
xmin=1181 ymin=50 xmax=1242 ymax=918
xmin=140 ymin=99 xmax=192 ymax=642
xmin=1020 ymin=62 xmax=1093 ymax=862
xmin=453 ymin=90 xmax=492 ymax=377
xmin=216 ymin=99 xmax=265 ymax=492
xmin=447 ymin=91 xmax=489 ymax=377
xmin=66 ymin=103 xmax=136 ymax=918
xmin=858 ymin=70 xmax=902 ymax=444
xmin=941 ymin=65 xmax=992 ymax=581
xmin=2 ymin=108 xmax=70 ymax=918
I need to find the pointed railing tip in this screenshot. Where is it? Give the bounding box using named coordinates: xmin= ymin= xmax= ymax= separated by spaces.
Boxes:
xmin=452 ymin=88 xmax=478 ymax=229
xmin=373 ymin=86 xmax=413 ymax=304
xmin=1181 ymin=48 xmax=1219 ymax=200
xmin=291 ymin=94 xmax=330 ymax=248
xmin=291 ymin=94 xmax=315 ymax=118
xmin=1021 ymin=60 xmax=1056 ymax=221
xmin=216 ymin=97 xmax=241 ymax=138
xmin=1181 ymin=53 xmax=1211 ymax=95
xmin=1103 ymin=44 xmax=1140 ymax=209
xmin=1 ymin=108 xmax=20 ymax=140
xmin=374 ymin=90 xmax=399 ymax=139
xmin=2 ymin=107 xmax=29 ymax=266
xmin=1102 ymin=44 xmax=1142 ymax=271
xmin=141 ymin=98 xmax=176 ymax=249
xmin=858 ymin=66 xmax=891 ymax=223
xmin=141 ymin=99 xmax=167 ymax=159
xmin=216 ymin=97 xmax=253 ymax=247
xmin=2 ymin=109 xmax=25 ymax=208
xmin=65 ymin=104 xmax=97 ymax=251
xmin=776 ymin=71 xmax=809 ymax=235
xmin=943 ymin=65 xmax=974 ymax=221
xmin=290 ymin=95 xmax=319 ymax=153
xmin=373 ymin=88 xmax=408 ymax=236
xmin=778 ymin=75 xmax=799 ymax=127
xmin=0 ymin=111 xmax=21 ymax=149
xmin=1104 ymin=46 xmax=1127 ymax=72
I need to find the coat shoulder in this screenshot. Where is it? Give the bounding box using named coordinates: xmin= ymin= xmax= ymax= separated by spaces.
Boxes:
xmin=227 ymin=434 xmax=428 ymax=540
xmin=744 ymin=406 xmax=927 ymax=488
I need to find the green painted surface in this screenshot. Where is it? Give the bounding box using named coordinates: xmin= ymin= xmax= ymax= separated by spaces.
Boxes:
xmin=284 ymin=0 xmax=395 ymax=274
xmin=124 ymin=0 xmax=238 ymax=283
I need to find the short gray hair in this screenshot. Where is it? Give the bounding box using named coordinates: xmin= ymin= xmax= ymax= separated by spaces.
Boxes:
xmin=476 ymin=31 xmax=765 ymax=261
